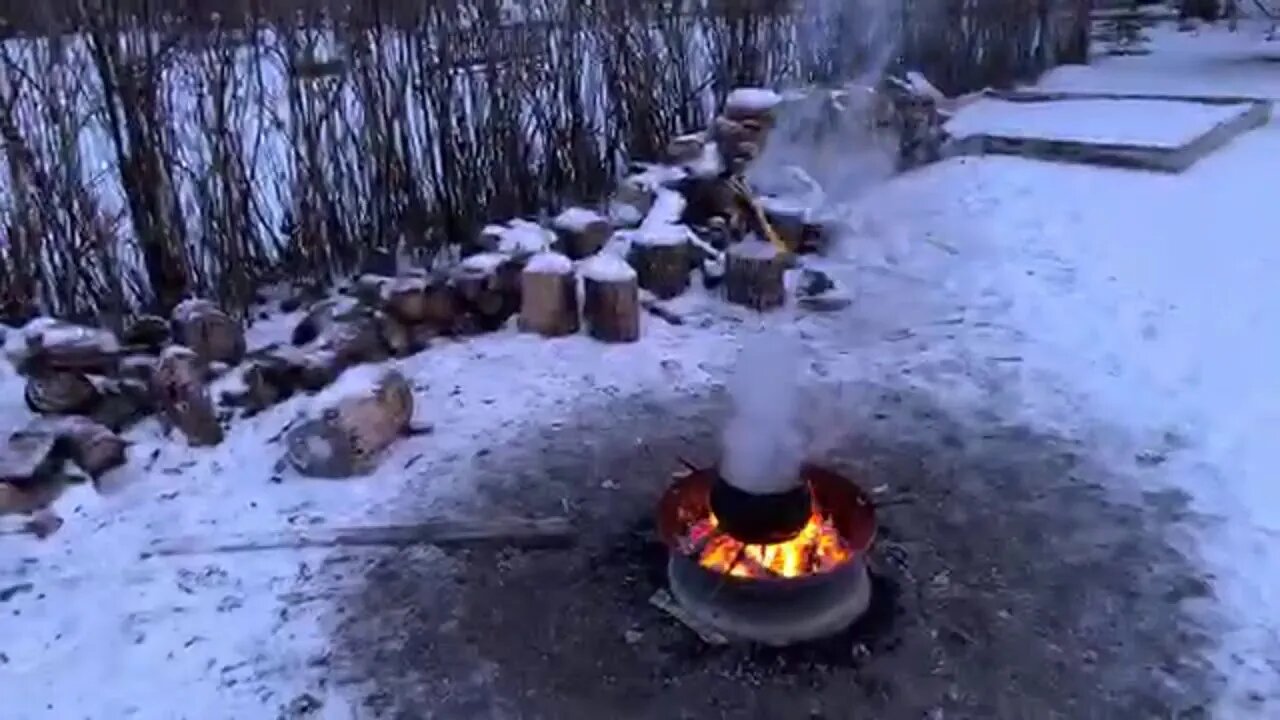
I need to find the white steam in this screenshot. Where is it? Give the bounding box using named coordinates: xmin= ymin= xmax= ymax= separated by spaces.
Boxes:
xmin=720 ymin=332 xmax=808 ymax=495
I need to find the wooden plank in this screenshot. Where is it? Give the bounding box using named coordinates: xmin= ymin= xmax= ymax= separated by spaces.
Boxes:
xmin=141 ymin=516 xmax=574 ymax=559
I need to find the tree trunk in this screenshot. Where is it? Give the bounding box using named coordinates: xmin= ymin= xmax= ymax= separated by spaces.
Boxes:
xmin=285 ymin=368 xmax=414 ymax=478
xmin=519 ymin=253 xmax=580 ymax=337
xmin=151 ymin=346 xmax=223 ymax=446
xmin=582 ymin=256 xmax=640 ymax=343
xmin=725 ymin=240 xmax=787 ymax=311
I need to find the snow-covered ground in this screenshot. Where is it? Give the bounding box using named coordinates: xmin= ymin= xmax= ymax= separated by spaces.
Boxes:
xmin=944 ymin=97 xmax=1254 ymax=147
xmin=3 ymin=19 xmax=1279 ymax=719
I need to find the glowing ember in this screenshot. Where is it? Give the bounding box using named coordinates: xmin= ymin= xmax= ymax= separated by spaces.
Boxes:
xmin=681 ymin=510 xmax=853 ymax=579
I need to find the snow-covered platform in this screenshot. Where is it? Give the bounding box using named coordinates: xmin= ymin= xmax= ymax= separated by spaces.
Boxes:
xmin=945 ymin=90 xmax=1272 ymax=172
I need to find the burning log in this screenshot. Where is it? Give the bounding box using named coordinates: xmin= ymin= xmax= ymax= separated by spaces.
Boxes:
xmin=725 ymin=239 xmax=787 ymax=311
xmin=552 ymin=207 xmax=611 ymax=260
xmin=519 ymin=252 xmax=580 ymax=337
xmin=171 ymin=299 xmax=245 ymax=366
xmin=151 ymin=346 xmax=223 ymax=446
xmin=582 ymin=253 xmax=640 ymax=343
xmin=25 ymin=371 xmax=99 ymax=415
xmin=285 ymin=367 xmax=414 ymax=478
xmin=630 ymin=225 xmax=692 ymax=300
xmin=453 ymin=253 xmax=521 ymax=333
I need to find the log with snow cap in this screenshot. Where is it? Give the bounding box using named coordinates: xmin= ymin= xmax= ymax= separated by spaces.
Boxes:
xmin=709 ymin=332 xmax=813 ymax=545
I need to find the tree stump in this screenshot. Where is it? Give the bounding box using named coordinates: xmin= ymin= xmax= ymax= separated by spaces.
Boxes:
xmin=285 ymin=367 xmax=414 ymax=478
xmin=581 ymin=254 xmax=640 ymax=343
xmin=519 ymin=252 xmax=579 ymax=337
xmin=151 ymin=346 xmax=223 ymax=446
xmin=630 ymin=225 xmax=691 ymax=300
xmin=25 ymin=371 xmax=99 ymax=415
xmin=552 ymin=208 xmax=611 ymax=260
xmin=171 ymin=299 xmax=245 ymax=366
xmin=725 ymin=239 xmax=787 ymax=311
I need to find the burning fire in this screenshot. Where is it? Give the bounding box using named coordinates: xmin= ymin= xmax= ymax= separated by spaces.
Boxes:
xmin=683 ymin=510 xmax=853 ymax=579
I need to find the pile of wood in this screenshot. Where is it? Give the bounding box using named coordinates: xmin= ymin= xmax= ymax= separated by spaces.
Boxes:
xmin=285 ymin=366 xmax=415 ymax=478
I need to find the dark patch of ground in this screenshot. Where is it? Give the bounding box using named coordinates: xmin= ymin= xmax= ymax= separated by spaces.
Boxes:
xmin=326 ymin=382 xmax=1220 ymax=719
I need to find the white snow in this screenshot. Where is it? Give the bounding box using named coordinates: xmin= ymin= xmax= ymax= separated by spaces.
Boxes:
xmin=606 ymin=200 xmax=645 ymax=228
xmin=627 ymin=163 xmax=688 ymax=191
xmin=579 ymin=252 xmax=637 ymax=283
xmin=725 ymin=87 xmax=783 ymax=114
xmin=633 ymin=223 xmax=692 ymax=248
xmin=523 ymin=251 xmax=574 ymax=275
xmin=459 ymin=252 xmax=509 ymax=274
xmin=944 ymin=97 xmax=1254 ymax=148
xmin=551 ymin=207 xmax=606 ymax=233
xmin=641 ymin=187 xmax=687 ymax=229
xmin=307 ymin=363 xmax=392 ymax=413
xmin=497 ymin=220 xmax=555 ymax=256
xmin=684 ymin=142 xmax=725 ymax=178
xmin=24 ymin=321 xmax=121 ymax=355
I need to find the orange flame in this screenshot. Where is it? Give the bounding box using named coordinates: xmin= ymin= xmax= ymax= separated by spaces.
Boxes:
xmin=682 ymin=511 xmax=853 ymax=579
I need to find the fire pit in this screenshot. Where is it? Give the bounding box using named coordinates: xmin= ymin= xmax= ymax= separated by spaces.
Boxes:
xmin=657 ymin=463 xmax=877 ymax=646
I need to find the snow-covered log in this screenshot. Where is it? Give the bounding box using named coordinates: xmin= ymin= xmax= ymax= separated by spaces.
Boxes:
xmin=171 ymin=299 xmax=245 ymax=366
xmin=45 ymin=416 xmax=126 ymax=478
xmin=453 ymin=253 xmax=521 ymax=333
xmin=25 ymin=371 xmax=99 ymax=415
xmin=285 ymin=367 xmax=414 ymax=478
xmin=152 ymin=346 xmax=223 ymax=446
xmin=519 ymin=252 xmax=579 ymax=337
xmin=89 ymin=377 xmax=154 ymax=431
xmin=725 ymin=239 xmax=787 ymax=311
xmin=121 ymin=314 xmax=171 ymax=353
xmin=582 ymin=253 xmax=640 ymax=343
xmin=630 ymin=225 xmax=692 ymax=300
xmin=552 ymin=207 xmax=611 ymax=260
xmin=20 ymin=321 xmax=120 ymax=375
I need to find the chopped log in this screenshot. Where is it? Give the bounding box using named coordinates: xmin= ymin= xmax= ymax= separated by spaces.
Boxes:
xmin=296 ymin=349 xmax=343 ymax=392
xmin=376 ymin=311 xmax=413 ymax=358
xmin=496 ymin=220 xmax=555 ymax=258
xmin=666 ymin=132 xmax=709 ymax=164
xmin=89 ymin=377 xmax=154 ymax=431
xmin=171 ymin=299 xmax=245 ymax=366
xmin=453 ymin=254 xmax=520 ymax=332
xmin=25 ymin=371 xmax=99 ymax=415
xmin=316 ymin=309 xmax=390 ymax=367
xmin=353 ymin=274 xmax=393 ymax=307
xmin=552 ymin=207 xmax=611 ymax=260
xmin=285 ymin=367 xmax=414 ymax=478
xmin=119 ymin=354 xmax=158 ymax=384
xmin=630 ymin=225 xmax=692 ymax=300
xmin=0 ymin=428 xmax=62 ymax=486
xmin=292 ymin=297 xmax=360 ymax=346
xmin=21 ymin=321 xmax=120 ymax=375
xmin=581 ymin=254 xmax=640 ymax=343
xmin=519 ymin=252 xmax=580 ymax=337
xmin=383 ymin=276 xmax=431 ymax=324
xmin=121 ymin=314 xmax=171 ymax=353
xmin=725 ymin=239 xmax=787 ymax=311
xmin=141 ymin=515 xmax=575 ymax=558
xmin=723 ymin=87 xmax=782 ymax=125
xmin=43 ymin=417 xmax=127 ymax=478
xmin=151 ymin=346 xmax=223 ymax=447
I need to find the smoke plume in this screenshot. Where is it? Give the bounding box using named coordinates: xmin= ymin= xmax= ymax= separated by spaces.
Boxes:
xmin=720 ymin=332 xmax=808 ymax=495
